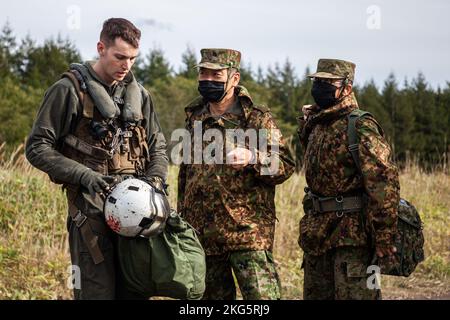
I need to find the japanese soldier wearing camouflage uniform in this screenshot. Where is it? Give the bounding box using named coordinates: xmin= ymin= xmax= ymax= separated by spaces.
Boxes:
xmin=177 ymin=48 xmax=295 ymax=300
xmin=26 ymin=18 xmax=168 ymax=299
xmin=297 ymin=59 xmax=400 ymax=300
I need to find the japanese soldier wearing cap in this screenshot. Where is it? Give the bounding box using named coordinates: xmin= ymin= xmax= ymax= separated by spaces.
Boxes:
xmin=297 ymin=59 xmax=400 ymax=300
xmin=177 ymin=48 xmax=295 ymax=300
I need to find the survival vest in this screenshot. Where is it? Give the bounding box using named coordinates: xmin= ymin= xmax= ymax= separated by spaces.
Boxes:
xmin=60 ymin=63 xmax=150 ymax=176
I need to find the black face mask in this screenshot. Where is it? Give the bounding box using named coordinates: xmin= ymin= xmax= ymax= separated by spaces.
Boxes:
xmin=311 ymin=81 xmax=342 ymax=109
xmin=198 ymin=80 xmax=227 ymax=103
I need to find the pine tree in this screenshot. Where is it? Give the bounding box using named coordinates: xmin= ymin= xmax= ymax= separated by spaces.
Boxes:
xmin=264 ymin=59 xmax=299 ymax=136
xmin=358 ymin=80 xmax=391 ymax=133
xmin=381 ymin=74 xmax=414 ymax=162
xmin=442 ymin=83 xmax=450 ymax=170
xmin=0 ymin=22 xmax=18 ymax=79
xmin=0 ymin=26 xmax=447 ymax=169
xmin=19 ymin=35 xmax=81 ymax=88
xmin=136 ymin=47 xmax=173 ymax=87
xmin=431 ymin=84 xmax=449 ymax=168
xmin=256 ymin=65 xmax=265 ymax=85
xmin=178 ymin=45 xmax=197 ymax=79
xmin=407 ymin=73 xmax=439 ymax=167
xmin=239 ymin=62 xmax=255 ymax=85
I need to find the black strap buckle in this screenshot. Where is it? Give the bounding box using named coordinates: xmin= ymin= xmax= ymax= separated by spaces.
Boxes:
xmin=335 ymin=195 xmax=344 ymax=213
xmin=122 ymin=130 xmax=133 ymax=138
xmin=113 ymin=96 xmax=125 ymax=105
xmin=73 ymin=210 xmax=88 ymax=228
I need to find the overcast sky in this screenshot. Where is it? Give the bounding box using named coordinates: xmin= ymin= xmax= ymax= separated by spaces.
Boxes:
xmin=2 ymin=0 xmax=449 ymax=88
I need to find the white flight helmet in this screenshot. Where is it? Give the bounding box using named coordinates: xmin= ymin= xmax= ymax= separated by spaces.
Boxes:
xmin=104 ymin=178 xmax=170 ymax=238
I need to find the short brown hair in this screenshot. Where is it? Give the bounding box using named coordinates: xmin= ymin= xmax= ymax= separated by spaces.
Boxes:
xmin=100 ymin=18 xmax=141 ymax=48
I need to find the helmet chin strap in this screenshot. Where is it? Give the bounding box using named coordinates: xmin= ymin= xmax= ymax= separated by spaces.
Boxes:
xmin=336 ymin=76 xmax=350 ymax=102
xmin=217 ymin=66 xmax=233 ymax=103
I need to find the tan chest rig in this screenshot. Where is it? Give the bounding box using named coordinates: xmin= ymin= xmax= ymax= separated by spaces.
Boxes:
xmin=61 ymin=70 xmax=150 ymax=176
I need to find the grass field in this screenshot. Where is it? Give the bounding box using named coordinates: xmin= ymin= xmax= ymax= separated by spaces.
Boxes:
xmin=0 ymin=145 xmax=448 ymax=299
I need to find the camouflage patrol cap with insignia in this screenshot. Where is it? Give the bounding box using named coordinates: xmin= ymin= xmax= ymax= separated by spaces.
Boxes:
xmin=195 ymin=48 xmax=241 ymax=71
xmin=308 ymin=59 xmax=356 ymax=82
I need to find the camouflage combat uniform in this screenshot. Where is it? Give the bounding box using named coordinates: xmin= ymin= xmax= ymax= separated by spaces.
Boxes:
xmin=177 ymin=49 xmax=295 ymax=300
xmin=26 ymin=61 xmax=168 ymax=299
xmin=297 ymin=59 xmax=400 ymax=300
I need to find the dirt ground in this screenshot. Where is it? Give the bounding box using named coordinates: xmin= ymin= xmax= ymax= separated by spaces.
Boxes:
xmin=382 ymin=276 xmax=450 ymax=300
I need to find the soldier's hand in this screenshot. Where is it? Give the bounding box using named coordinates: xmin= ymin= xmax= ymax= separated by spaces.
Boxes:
xmin=141 ymin=176 xmax=168 ymax=196
xmin=375 ymin=245 xmax=397 ymax=258
xmin=226 ymin=147 xmax=254 ymax=169
xmin=80 ymin=170 xmax=118 ymax=197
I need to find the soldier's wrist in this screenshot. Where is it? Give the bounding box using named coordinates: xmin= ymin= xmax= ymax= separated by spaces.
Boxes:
xmin=247 ymin=149 xmax=263 ymax=171
xmin=143 ymin=175 xmax=168 ymax=195
xmin=79 ymin=168 xmax=93 ymax=186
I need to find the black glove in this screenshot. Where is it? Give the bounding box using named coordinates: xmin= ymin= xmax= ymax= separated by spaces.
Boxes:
xmin=140 ymin=176 xmax=168 ymax=196
xmin=80 ymin=170 xmax=118 ymax=197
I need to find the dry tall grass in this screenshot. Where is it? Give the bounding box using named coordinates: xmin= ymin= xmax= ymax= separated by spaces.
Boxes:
xmin=0 ymin=145 xmax=448 ymax=299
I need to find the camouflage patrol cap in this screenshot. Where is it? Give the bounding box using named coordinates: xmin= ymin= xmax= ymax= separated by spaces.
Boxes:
xmin=195 ymin=48 xmax=241 ymax=70
xmin=308 ymin=59 xmax=356 ymax=81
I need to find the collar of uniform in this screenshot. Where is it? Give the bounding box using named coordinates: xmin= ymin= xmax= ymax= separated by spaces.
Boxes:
xmin=308 ymin=93 xmax=359 ymax=124
xmin=225 ymin=96 xmax=243 ymax=115
xmin=84 ymin=61 xmax=120 ymax=92
xmin=201 ymin=95 xmax=243 ymax=118
xmin=235 ymin=85 xmax=257 ymax=122
xmin=299 ymin=94 xmax=358 ymax=144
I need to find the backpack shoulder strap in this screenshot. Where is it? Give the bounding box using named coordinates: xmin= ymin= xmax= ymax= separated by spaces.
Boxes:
xmin=62 ymin=71 xmax=84 ymax=101
xmin=347 ymin=109 xmax=373 ymax=174
xmin=61 ymin=70 xmax=95 ymax=119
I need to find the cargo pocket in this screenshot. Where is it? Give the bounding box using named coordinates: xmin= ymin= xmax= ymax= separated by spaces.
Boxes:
xmin=345 ymin=260 xmax=368 ymax=279
xmin=335 ymin=248 xmax=370 ymax=281
xmin=108 ymin=153 xmax=122 ymax=172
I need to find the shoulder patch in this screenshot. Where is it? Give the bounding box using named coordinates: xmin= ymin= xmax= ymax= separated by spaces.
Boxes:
xmin=184 ymin=96 xmax=204 ymax=113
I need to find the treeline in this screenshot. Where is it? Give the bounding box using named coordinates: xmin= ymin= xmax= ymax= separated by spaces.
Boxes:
xmin=0 ymin=23 xmax=448 ymax=169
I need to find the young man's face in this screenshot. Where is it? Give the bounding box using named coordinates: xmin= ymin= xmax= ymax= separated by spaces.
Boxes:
xmin=97 ymin=37 xmax=139 ymax=83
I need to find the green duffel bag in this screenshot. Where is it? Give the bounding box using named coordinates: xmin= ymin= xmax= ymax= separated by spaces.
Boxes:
xmin=117 ymin=211 xmax=206 ymax=299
